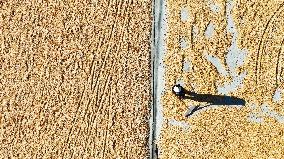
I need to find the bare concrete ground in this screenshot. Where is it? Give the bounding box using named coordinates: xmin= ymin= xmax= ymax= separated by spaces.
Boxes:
xmin=0 ymin=0 xmax=152 ymax=158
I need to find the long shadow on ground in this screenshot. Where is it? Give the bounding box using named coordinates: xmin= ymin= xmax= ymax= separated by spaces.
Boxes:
xmin=183 ymin=89 xmax=246 ymax=117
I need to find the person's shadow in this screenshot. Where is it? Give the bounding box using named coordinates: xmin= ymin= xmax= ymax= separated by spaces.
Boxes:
xmin=182 ymin=89 xmax=246 ymax=117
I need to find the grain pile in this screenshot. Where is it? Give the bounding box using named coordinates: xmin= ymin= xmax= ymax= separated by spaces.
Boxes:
xmin=159 ymin=0 xmax=284 ymax=158
xmin=0 ymin=0 xmax=152 ymax=158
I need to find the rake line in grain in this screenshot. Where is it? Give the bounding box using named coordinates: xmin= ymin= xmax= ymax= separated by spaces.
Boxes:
xmin=276 ymin=37 xmax=284 ymax=87
xmin=87 ymin=0 xmax=131 ymax=139
xmin=89 ymin=0 xmax=114 ymax=90
xmin=90 ymin=0 xmax=126 ymax=93
xmin=65 ymin=0 xmax=124 ymax=153
xmin=65 ymin=84 xmax=86 ymax=150
xmin=255 ymin=2 xmax=284 ymax=84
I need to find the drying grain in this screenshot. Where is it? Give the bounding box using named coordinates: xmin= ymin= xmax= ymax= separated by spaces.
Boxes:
xmin=159 ymin=0 xmax=284 ymax=158
xmin=0 ymin=0 xmax=152 ymax=158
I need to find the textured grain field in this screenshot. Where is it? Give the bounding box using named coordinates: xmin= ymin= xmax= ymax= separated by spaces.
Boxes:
xmin=159 ymin=0 xmax=284 ymax=158
xmin=0 ymin=0 xmax=152 ymax=158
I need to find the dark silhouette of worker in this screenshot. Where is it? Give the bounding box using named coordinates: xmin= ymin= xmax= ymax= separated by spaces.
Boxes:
xmin=172 ymin=84 xmax=246 ymax=117
xmin=172 ymin=84 xmax=186 ymax=98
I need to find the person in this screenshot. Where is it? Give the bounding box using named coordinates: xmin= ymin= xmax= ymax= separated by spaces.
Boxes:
xmin=172 ymin=84 xmax=186 ymax=98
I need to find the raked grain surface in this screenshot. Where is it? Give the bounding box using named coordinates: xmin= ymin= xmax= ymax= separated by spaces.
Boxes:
xmin=159 ymin=0 xmax=284 ymax=158
xmin=0 ymin=0 xmax=152 ymax=158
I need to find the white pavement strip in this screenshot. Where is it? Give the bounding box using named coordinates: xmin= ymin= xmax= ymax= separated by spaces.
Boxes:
xmin=152 ymin=0 xmax=167 ymax=158
xmin=248 ymin=104 xmax=284 ymax=123
xmin=273 ymin=88 xmax=282 ymax=103
xmin=168 ymin=119 xmax=190 ymax=130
